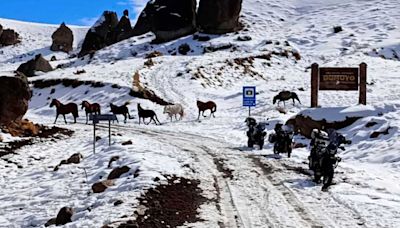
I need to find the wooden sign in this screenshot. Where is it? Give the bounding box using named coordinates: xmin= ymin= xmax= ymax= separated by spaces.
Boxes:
xmin=311 ymin=63 xmax=367 ymax=107
xmin=319 ymin=67 xmax=358 ymax=90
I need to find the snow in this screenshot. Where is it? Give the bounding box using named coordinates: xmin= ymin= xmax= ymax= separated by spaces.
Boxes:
xmin=1 ymin=0 xmax=400 ymax=227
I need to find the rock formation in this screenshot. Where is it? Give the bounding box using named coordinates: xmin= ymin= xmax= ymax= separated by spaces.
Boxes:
xmin=132 ymin=0 xmax=197 ymax=43
xmin=78 ymin=11 xmax=119 ymax=57
xmin=113 ymin=9 xmax=133 ymax=42
xmin=17 ymin=54 xmax=53 ymax=77
xmin=51 ymin=22 xmax=73 ymax=53
xmin=197 ymin=0 xmax=243 ymax=34
xmin=0 ymin=28 xmax=20 ymax=46
xmin=0 ymin=75 xmax=31 ymax=126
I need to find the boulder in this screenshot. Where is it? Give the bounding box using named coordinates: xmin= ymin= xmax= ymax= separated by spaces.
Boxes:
xmin=44 ymin=218 xmax=56 ymax=227
xmin=0 ymin=28 xmax=20 ymax=46
xmin=55 ymin=207 xmax=74 ymax=225
xmin=133 ymin=0 xmax=197 ymax=43
xmin=16 ymin=54 xmax=53 ymax=77
xmin=92 ymin=180 xmax=115 ymax=193
xmin=107 ymin=166 xmax=130 ymax=180
xmin=51 ymin=22 xmax=73 ymax=53
xmin=113 ymin=9 xmax=133 ymax=42
xmin=78 ymin=11 xmax=119 ymax=57
xmin=0 ymin=75 xmax=31 ymax=125
xmin=67 ymin=153 xmax=83 ymax=164
xmin=286 ymin=114 xmax=360 ymax=138
xmin=197 ymin=0 xmax=243 ymax=34
xmin=178 ymin=43 xmax=191 ymax=55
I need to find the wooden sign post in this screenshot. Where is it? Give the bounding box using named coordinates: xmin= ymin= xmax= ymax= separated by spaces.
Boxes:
xmin=310 ymin=63 xmax=367 ymax=107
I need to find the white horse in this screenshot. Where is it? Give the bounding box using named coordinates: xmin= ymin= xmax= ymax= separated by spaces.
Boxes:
xmin=163 ymin=104 xmax=184 ymax=122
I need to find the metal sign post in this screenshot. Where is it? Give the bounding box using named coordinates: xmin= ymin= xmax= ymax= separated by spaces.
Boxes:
xmin=243 ymin=86 xmax=256 ymax=116
xmin=89 ymin=114 xmax=118 ymax=154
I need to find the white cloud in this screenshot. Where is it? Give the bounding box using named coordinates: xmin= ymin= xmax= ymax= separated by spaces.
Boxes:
xmin=79 ymin=17 xmax=99 ymax=26
xmin=128 ymin=0 xmax=149 ymax=22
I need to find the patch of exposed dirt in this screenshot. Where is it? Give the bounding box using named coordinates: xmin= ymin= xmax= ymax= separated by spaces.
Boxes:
xmin=117 ymin=176 xmax=207 ymax=228
xmin=0 ymin=126 xmax=73 ymax=157
xmin=213 ymin=158 xmax=234 ymax=179
xmin=31 ymin=79 xmax=105 ymax=89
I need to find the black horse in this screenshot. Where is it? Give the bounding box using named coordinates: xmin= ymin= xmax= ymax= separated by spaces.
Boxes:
xmin=273 ymin=91 xmax=301 ymax=106
xmin=137 ymin=104 xmax=161 ymax=125
xmin=110 ymin=102 xmax=132 ymax=123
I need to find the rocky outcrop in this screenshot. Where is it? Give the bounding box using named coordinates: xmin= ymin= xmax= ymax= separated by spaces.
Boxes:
xmin=0 ymin=75 xmax=31 ymax=126
xmin=55 ymin=207 xmax=74 ymax=225
xmin=113 ymin=9 xmax=133 ymax=42
xmin=51 ymin=22 xmax=73 ymax=53
xmin=197 ymin=0 xmax=243 ymax=34
xmin=16 ymin=54 xmax=53 ymax=77
xmin=286 ymin=114 xmax=360 ymax=138
xmin=133 ymin=0 xmax=197 ymax=43
xmin=78 ymin=11 xmax=119 ymax=57
xmin=0 ymin=28 xmax=20 ymax=46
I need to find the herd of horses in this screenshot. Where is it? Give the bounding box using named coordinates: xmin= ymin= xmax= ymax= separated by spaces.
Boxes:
xmin=49 ymin=99 xmax=218 ymax=125
xmin=49 ymin=90 xmax=299 ymax=125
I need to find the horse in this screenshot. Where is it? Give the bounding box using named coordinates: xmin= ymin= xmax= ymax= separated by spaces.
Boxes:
xmin=163 ymin=104 xmax=184 ymax=122
xmin=197 ymin=100 xmax=217 ymax=120
xmin=81 ymin=101 xmax=101 ymax=124
xmin=49 ymin=99 xmax=79 ymax=124
xmin=110 ymin=102 xmax=132 ymax=123
xmin=273 ymin=91 xmax=301 ymax=106
xmin=138 ymin=104 xmax=161 ymax=125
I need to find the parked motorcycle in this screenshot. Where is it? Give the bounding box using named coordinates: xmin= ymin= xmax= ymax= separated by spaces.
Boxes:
xmin=308 ymin=129 xmax=351 ymax=190
xmin=268 ymin=123 xmax=294 ymax=158
xmin=245 ymin=117 xmax=267 ymax=150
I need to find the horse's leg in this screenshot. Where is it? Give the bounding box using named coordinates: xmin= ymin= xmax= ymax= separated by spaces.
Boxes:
xmin=63 ymin=114 xmax=67 ymax=124
xmin=124 ymin=114 xmax=127 ymax=124
xmin=197 ymin=111 xmax=201 ymax=120
xmin=170 ymin=114 xmax=173 ymax=122
xmin=138 ymin=116 xmax=141 ymax=125
xmin=85 ymin=112 xmax=88 ymax=124
xmin=175 ymin=114 xmax=178 ymax=121
xmin=54 ymin=114 xmax=59 ymax=124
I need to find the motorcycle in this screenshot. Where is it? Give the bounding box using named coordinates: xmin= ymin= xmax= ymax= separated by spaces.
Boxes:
xmin=245 ymin=117 xmax=267 ymax=150
xmin=308 ymin=129 xmax=351 ymax=190
xmin=268 ymin=123 xmax=294 ymax=158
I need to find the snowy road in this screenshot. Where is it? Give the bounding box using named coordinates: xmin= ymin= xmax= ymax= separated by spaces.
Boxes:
xmin=96 ymin=123 xmax=383 ymax=228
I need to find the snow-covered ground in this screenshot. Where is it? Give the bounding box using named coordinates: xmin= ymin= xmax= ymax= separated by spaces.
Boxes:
xmin=1 ymin=0 xmax=400 ymax=227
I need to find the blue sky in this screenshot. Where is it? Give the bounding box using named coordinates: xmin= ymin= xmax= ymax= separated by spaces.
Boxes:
xmin=0 ymin=0 xmax=148 ymax=26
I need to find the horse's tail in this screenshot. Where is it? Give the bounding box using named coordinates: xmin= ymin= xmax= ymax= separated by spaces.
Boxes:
xmin=212 ymin=104 xmax=217 ymax=113
xmin=293 ymin=93 xmax=301 ymax=104
xmin=73 ymin=105 xmax=79 ymax=118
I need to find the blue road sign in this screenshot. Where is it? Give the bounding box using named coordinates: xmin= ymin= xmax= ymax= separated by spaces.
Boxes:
xmin=243 ymin=86 xmax=256 ymax=107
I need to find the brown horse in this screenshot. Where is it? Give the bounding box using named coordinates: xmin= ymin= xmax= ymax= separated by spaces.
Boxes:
xmin=138 ymin=104 xmax=161 ymax=125
xmin=50 ymin=99 xmax=79 ymax=124
xmin=197 ymin=100 xmax=217 ymax=120
xmin=81 ymin=100 xmax=101 ymax=124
